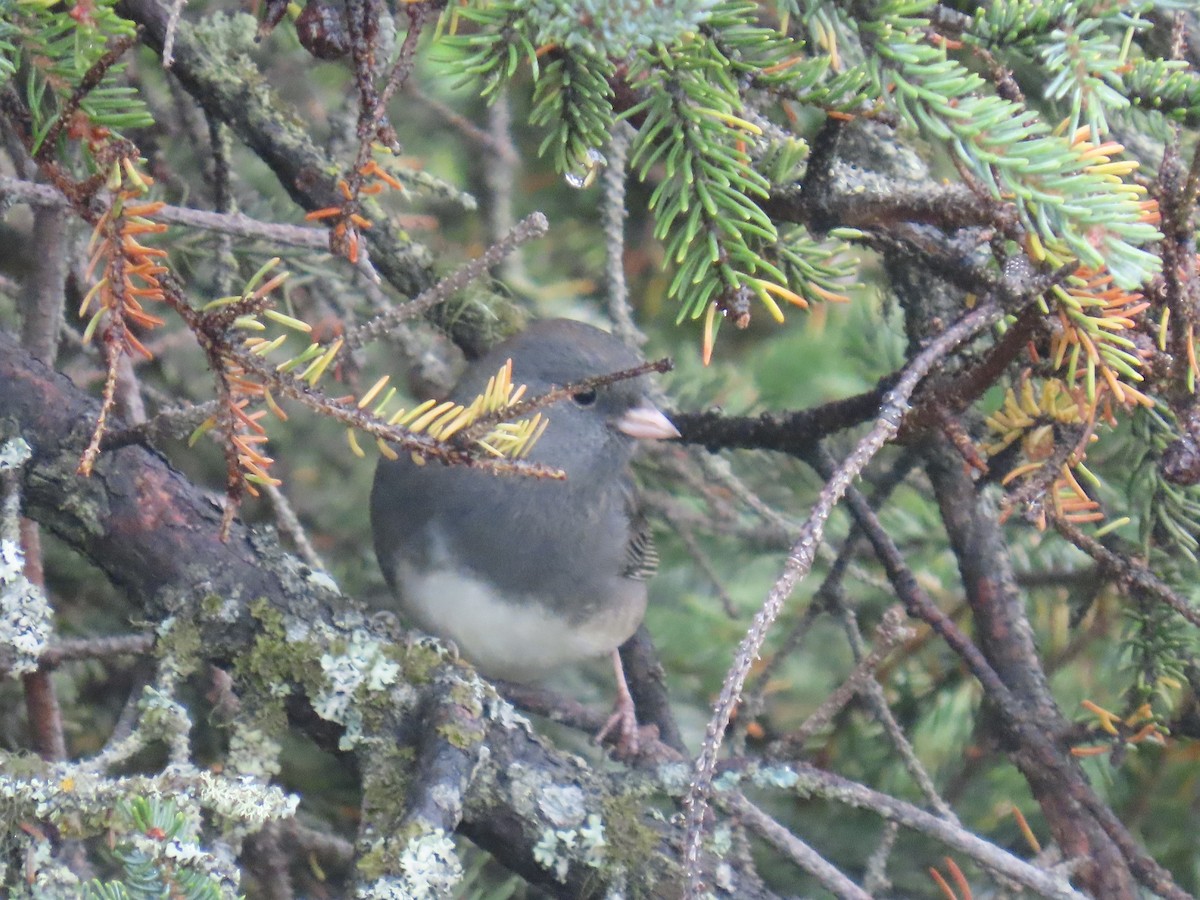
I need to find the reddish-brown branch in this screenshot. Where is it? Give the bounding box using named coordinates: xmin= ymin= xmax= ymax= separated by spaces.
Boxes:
xmin=18 ymin=521 xmax=68 ymax=763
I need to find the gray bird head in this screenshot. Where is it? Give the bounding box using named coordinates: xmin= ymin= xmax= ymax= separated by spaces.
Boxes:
xmin=455 ymin=319 xmax=679 ymax=482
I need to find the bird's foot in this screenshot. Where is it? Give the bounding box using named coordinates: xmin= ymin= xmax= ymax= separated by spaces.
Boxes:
xmin=595 ymin=697 xmax=640 ymax=756
xmin=594 ymin=648 xmax=658 ymax=758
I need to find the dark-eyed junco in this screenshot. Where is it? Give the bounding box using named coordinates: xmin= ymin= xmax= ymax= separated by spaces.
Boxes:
xmin=370 ymin=318 xmax=679 ymax=751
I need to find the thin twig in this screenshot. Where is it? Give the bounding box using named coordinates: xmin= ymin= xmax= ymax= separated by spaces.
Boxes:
xmin=205 ymin=112 xmax=237 ymax=298
xmin=728 ymin=793 xmax=871 ymax=900
xmin=835 ymin=603 xmax=959 ymax=822
xmin=708 ymin=760 xmax=1086 ymax=900
xmin=161 ymin=0 xmax=186 ymax=68
xmin=101 ymin=399 xmax=221 ymax=451
xmin=34 ymin=33 xmax=138 ymax=163
xmin=743 ymin=450 xmax=920 ymax=726
xmin=831 ymin=439 xmax=1189 ymax=898
xmin=40 ymin=635 xmax=155 ymax=669
xmin=343 ymin=211 xmax=549 ymax=349
xmin=603 ymin=121 xmax=644 ymax=349
xmin=12 ymin=205 xmax=70 ymax=769
xmin=1002 ymin=422 xmax=1094 ymax=520
xmin=372 ymin=4 xmax=427 ymax=124
xmin=0 ymin=176 xmax=352 ymax=252
xmin=2 ymin=448 xmax=66 ymax=763
xmin=405 ymin=84 xmax=518 ymax=160
xmin=1 ymin=634 xmax=155 ymax=679
xmin=224 ymin=338 xmax=566 ymax=479
xmin=663 ymin=509 xmax=738 ymax=619
xmin=682 ymin=301 xmax=1005 ymax=896
xmin=18 ymin=205 xmax=67 ymax=363
xmin=484 ymin=93 xmax=517 ymax=282
xmin=863 ymin=821 xmax=899 ymax=895
xmin=1051 ymin=514 xmax=1200 ymax=629
xmin=766 ymin=605 xmax=911 ymax=757
xmin=279 ymin=820 xmax=355 ymax=864
xmin=263 ymin=482 xmax=325 ymax=571
xmin=805 ymin=445 xmax=960 ymax=822
xmin=77 ymin=318 xmax=128 ymax=476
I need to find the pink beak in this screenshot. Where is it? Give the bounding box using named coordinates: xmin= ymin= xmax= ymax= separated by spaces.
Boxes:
xmin=616 ymin=404 xmax=681 ymax=441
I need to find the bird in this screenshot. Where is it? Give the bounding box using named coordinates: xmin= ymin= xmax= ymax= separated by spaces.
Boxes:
xmin=370 ymin=318 xmax=679 ymax=752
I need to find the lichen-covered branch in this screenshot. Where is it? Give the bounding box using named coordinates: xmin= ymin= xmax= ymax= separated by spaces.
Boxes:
xmin=0 ymin=328 xmax=777 ymax=899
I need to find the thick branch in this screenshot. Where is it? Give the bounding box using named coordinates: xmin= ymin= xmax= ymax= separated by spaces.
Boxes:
xmin=0 ymin=328 xmax=775 ymax=899
xmin=924 ymin=441 xmax=1138 ymax=898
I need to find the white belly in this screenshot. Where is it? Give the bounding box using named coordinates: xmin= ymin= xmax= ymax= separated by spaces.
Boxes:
xmin=396 ymin=561 xmax=647 ymax=682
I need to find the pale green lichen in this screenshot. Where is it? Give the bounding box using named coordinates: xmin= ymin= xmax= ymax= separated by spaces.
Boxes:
xmin=0 ymin=761 xmax=296 ymax=894
xmin=192 ymin=768 xmax=299 ymax=829
xmin=598 ymin=791 xmax=660 ymax=890
xmin=436 ymin=681 xmax=487 ymax=748
xmin=710 ymin=823 xmax=733 ymax=857
xmin=189 ymin=11 xmax=260 ymax=61
xmin=313 ymin=626 xmax=404 ymax=749
xmin=138 ymin=684 xmax=194 ymax=764
xmin=427 ymin=782 xmax=462 ymax=814
xmin=654 ymin=760 xmax=691 ymax=796
xmin=502 ymin=762 xmax=547 ymax=821
xmin=533 ymin=828 xmax=572 ymax=882
xmin=482 ymin=690 xmax=534 ymax=733
xmin=0 ymin=437 xmax=32 ymax=470
xmin=711 ymin=761 xmax=802 ymax=795
xmin=0 ymin=631 xmax=299 ymax=894
xmin=0 ymin=538 xmax=51 ymax=676
xmin=714 ymin=861 xmax=735 ymax=892
xmin=1 ymin=764 xmax=297 ymax=835
xmin=226 ymin=725 xmax=283 ymax=781
xmin=199 ymin=590 xmax=243 ymax=623
xmin=234 ymin=596 xmax=421 ymax=755
xmin=305 ymin=567 xmax=341 ymax=595
xmin=492 ymin=758 xmax=662 ymax=891
xmin=712 ymin=768 xmax=742 ymax=793
xmin=0 ymin=438 xmax=50 ymax=677
xmin=357 ymin=749 xmax=418 ymax=867
xmin=533 ymin=811 xmax=609 ymax=882
xmin=538 ymin=783 xmax=587 ymax=828
xmin=397 ymin=828 xmax=463 ymax=897
xmin=357 ymin=829 xmax=463 ymax=899
xmin=750 ymin=763 xmax=800 ymax=790
xmin=154 ymin=613 xmax=205 ymax=681
xmin=579 ymin=813 xmax=607 ymax=860
xmin=399 ymin=634 xmax=456 ymax=683
xmin=6 ymin=833 xmax=82 ymax=899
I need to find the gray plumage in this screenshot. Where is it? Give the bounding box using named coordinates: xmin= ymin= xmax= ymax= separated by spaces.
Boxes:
xmin=370 ymin=319 xmax=677 ymax=683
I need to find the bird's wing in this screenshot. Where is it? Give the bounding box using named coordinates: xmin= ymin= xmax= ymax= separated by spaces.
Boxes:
xmin=622 ymin=507 xmax=659 ymax=582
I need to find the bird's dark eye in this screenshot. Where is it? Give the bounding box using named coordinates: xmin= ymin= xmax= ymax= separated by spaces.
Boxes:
xmin=571 ymin=389 xmax=598 ymax=407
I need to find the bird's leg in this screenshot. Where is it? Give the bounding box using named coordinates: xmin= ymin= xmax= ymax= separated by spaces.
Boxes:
xmin=595 ymin=648 xmax=640 ymax=755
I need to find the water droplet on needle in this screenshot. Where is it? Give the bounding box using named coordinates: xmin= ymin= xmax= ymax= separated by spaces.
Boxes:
xmin=565 ymin=148 xmax=608 ymax=189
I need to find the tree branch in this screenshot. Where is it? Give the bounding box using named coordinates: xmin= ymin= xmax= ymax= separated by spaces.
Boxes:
xmin=0 ymin=327 xmax=777 ymax=899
